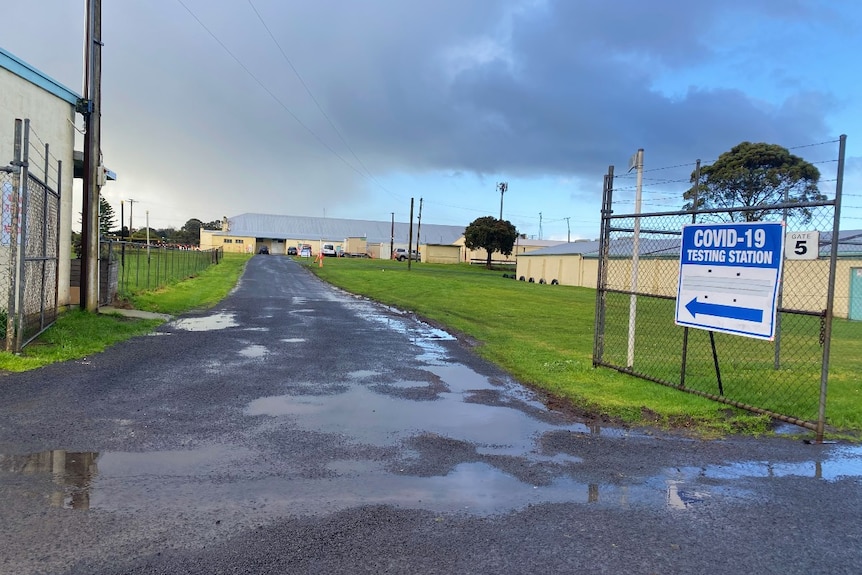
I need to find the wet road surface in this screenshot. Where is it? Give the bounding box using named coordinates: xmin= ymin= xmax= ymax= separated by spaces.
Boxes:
xmin=0 ymin=256 xmax=861 ymax=574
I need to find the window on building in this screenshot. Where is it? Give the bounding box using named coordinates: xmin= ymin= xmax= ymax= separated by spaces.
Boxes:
xmin=224 ymin=239 xmax=233 ymax=244
xmin=236 ymin=239 xmax=244 ymax=244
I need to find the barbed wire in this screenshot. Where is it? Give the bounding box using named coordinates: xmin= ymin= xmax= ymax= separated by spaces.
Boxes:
xmin=787 ymin=138 xmax=841 ymax=151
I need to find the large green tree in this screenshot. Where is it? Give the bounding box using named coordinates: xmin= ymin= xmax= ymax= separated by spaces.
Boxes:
xmin=201 ymin=219 xmax=223 ymax=231
xmin=174 ymin=218 xmax=204 ymax=245
xmin=683 ymin=141 xmax=824 ymax=223
xmin=464 ymin=216 xmax=518 ymax=269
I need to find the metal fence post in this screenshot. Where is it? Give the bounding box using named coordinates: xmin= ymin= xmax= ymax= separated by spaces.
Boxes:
xmin=14 ymin=120 xmax=32 ymax=352
xmin=593 ymin=166 xmax=614 ymax=366
xmin=6 ymin=120 xmax=23 ymax=352
xmin=680 ymin=160 xmax=701 ymax=387
xmin=816 ymin=134 xmax=846 ymax=442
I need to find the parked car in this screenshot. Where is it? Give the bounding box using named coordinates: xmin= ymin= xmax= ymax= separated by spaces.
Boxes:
xmin=287 ymin=246 xmax=298 ymax=256
xmin=393 ymin=248 xmax=420 ymax=261
xmin=299 ymin=244 xmax=313 ymax=258
xmin=258 ymin=245 xmax=269 ymax=254
xmin=322 ymin=243 xmax=337 ymax=257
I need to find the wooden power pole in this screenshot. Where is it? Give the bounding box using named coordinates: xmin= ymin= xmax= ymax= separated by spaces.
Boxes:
xmin=81 ymin=0 xmax=102 ymax=311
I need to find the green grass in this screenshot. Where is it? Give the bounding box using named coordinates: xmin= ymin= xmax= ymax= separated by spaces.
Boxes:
xmin=0 ymin=311 xmax=165 ymax=372
xmin=127 ymin=252 xmax=250 ymax=314
xmin=108 ymin=244 xmax=222 ymax=296
xmin=0 ymin=253 xmax=251 ymax=372
xmin=307 ymin=257 xmax=862 ymax=437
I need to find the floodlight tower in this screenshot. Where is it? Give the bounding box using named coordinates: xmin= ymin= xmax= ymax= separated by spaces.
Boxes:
xmin=497 ymin=182 xmax=508 ymax=220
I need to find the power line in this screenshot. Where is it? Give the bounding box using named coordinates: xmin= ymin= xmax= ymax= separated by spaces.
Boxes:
xmin=175 ymin=0 xmax=373 ymax=184
xmin=245 ymin=0 xmax=401 ymax=202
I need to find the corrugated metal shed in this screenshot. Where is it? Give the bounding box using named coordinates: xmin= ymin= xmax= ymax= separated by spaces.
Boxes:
xmin=218 ymin=213 xmax=465 ymax=245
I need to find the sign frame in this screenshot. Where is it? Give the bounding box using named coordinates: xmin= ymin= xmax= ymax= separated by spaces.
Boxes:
xmin=675 ymin=221 xmax=785 ymax=340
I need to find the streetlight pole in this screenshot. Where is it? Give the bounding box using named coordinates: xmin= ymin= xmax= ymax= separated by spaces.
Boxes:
xmin=497 ymin=182 xmax=507 ymax=220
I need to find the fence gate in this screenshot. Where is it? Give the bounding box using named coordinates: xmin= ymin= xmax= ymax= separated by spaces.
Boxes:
xmin=2 ymin=119 xmax=62 ymax=352
xmin=593 ymin=137 xmax=846 ymax=441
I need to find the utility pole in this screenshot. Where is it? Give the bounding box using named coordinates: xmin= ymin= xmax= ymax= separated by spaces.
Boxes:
xmin=127 ymin=198 xmax=136 ymax=236
xmin=538 ymin=212 xmax=543 ymax=240
xmin=565 ymin=217 xmax=571 ymax=243
xmin=80 ymin=0 xmax=103 ymax=311
xmin=497 ymin=182 xmax=507 ymax=220
xmin=627 ymin=148 xmax=644 ymax=369
xmin=415 ymin=197 xmax=423 ymax=261
xmin=407 ymin=199 xmax=414 ymax=271
xmin=389 ymin=212 xmax=394 ymax=259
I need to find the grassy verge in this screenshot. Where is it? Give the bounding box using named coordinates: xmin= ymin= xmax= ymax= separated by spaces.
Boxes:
xmin=127 ymin=252 xmax=250 ymax=314
xmin=306 ymin=257 xmax=862 ymax=437
xmin=0 ymin=253 xmax=250 ymax=372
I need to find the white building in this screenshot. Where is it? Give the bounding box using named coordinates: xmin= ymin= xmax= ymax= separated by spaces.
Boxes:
xmin=1 ymin=46 xmax=78 ymax=307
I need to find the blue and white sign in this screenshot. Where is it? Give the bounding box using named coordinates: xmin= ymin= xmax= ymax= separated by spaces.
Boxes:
xmin=675 ymin=221 xmax=785 ymax=340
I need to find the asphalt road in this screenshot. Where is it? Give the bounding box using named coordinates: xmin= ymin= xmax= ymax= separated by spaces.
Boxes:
xmin=1 ymin=256 xmax=860 ymax=574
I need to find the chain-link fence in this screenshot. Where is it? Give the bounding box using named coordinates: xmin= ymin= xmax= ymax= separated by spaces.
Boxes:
xmin=100 ymin=240 xmax=223 ymax=302
xmin=2 ymin=119 xmax=62 ymax=352
xmin=593 ymin=138 xmax=847 ymax=439
xmin=20 ymin=172 xmax=60 ymax=347
xmin=0 ymin=167 xmax=16 ymax=346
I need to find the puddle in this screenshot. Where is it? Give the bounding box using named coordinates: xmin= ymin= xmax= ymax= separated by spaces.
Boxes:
xmin=347 ymin=370 xmax=381 ymax=380
xmin=674 ymin=448 xmax=862 ymax=482
xmin=282 ymin=338 xmax=306 ymax=343
xmin=246 ymin=396 xmax=328 ymax=417
xmin=426 ymin=364 xmax=497 ymax=394
xmin=377 ymin=380 xmax=430 ymax=389
xmin=172 ymin=312 xmax=238 ymax=331
xmin=239 ymin=344 xmax=268 ymax=358
xmin=244 ymin=384 xmax=556 ymax=447
xmin=4 ymin=441 xmax=860 ymax=518
xmin=0 ymin=450 xmax=98 ymax=509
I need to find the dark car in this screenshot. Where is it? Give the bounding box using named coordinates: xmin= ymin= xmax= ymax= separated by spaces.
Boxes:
xmin=287 ymin=246 xmax=298 ymax=256
xmin=258 ymin=246 xmax=269 ymax=254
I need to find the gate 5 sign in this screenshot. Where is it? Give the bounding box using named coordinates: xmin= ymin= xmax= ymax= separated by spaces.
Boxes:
xmin=675 ymin=221 xmax=785 ymax=340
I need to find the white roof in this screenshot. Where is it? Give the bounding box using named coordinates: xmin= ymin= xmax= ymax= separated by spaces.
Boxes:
xmin=219 ymin=213 xmax=465 ymax=245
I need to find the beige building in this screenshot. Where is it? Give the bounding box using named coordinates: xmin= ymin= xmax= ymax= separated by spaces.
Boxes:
xmin=1 ymin=47 xmax=78 ymax=307
xmin=200 ymin=213 xmax=467 ymax=259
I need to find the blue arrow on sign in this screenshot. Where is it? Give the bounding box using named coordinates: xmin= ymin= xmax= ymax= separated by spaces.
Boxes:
xmin=685 ymin=298 xmax=763 ymax=323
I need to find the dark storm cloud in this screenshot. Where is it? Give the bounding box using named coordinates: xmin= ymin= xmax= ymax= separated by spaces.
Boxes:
xmin=2 ymin=0 xmax=848 ymax=226
xmin=314 ymin=0 xmax=835 ymax=178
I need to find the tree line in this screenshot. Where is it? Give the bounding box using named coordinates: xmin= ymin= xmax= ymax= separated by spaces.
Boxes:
xmin=72 ymin=198 xmax=222 ymax=256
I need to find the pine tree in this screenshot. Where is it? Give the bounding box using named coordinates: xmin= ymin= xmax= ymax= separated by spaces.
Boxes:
xmin=98 ymin=196 xmax=117 ymax=236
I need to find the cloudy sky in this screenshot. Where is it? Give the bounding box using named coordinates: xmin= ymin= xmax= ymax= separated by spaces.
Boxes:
xmin=3 ymin=0 xmax=860 ymax=240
